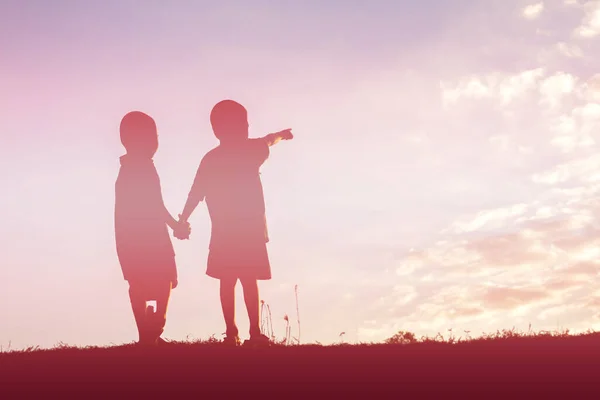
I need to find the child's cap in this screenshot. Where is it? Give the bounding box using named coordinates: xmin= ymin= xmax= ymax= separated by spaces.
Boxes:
xmin=120 ymin=111 xmax=157 ymax=151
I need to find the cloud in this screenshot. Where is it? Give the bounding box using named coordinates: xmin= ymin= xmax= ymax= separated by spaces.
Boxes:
xmin=448 ymin=204 xmax=529 ymax=233
xmin=499 ymin=68 xmax=547 ymax=104
xmin=573 ymin=0 xmax=600 ymax=37
xmin=441 ymin=68 xmax=545 ymax=107
xmin=481 ymin=286 xmax=549 ymax=310
xmin=391 ymin=285 xmax=418 ymax=306
xmin=444 ymin=69 xmax=579 ymax=113
xmin=539 ymin=72 xmax=577 ymax=108
xmin=522 ymin=2 xmax=545 ymax=19
xmin=547 ymin=100 xmax=600 ymax=152
xmin=444 ymin=64 xmax=600 ymax=156
xmin=441 ymin=77 xmax=492 ymax=106
xmin=557 ymin=261 xmax=600 ymax=278
xmin=532 ymin=154 xmax=600 ymax=184
xmin=354 ymin=0 xmax=600 ymax=343
xmin=556 ymin=41 xmax=584 ymax=57
xmin=582 ymin=74 xmax=600 ymax=102
xmin=370 ymin=177 xmax=600 ymax=338
xmin=463 ymin=232 xmax=552 ymax=271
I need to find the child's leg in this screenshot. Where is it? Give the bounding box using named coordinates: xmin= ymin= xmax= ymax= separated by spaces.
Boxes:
xmin=128 ymin=282 xmax=148 ymax=343
xmin=220 ymin=277 xmax=239 ymax=337
xmin=152 ymin=281 xmax=173 ymax=339
xmin=240 ymin=278 xmax=261 ymax=338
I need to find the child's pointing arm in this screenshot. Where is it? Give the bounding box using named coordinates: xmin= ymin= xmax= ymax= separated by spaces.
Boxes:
xmin=261 ymin=129 xmax=293 ymax=147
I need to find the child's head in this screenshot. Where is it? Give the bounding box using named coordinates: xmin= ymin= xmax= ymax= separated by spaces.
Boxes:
xmin=210 ymin=100 xmax=249 ymax=143
xmin=120 ymin=111 xmax=158 ymax=157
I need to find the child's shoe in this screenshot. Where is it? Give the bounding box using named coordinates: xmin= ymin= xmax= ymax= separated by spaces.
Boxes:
xmin=222 ymin=335 xmax=242 ymax=347
xmin=243 ymin=333 xmax=271 ymax=348
xmin=138 ymin=304 xmax=159 ymax=347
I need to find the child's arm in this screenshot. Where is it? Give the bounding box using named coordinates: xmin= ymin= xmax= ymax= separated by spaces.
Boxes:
xmin=152 ymin=170 xmax=188 ymax=234
xmin=260 ymin=129 xmax=293 ymax=147
xmin=179 ymin=160 xmax=207 ymax=223
xmin=159 ymin=190 xmax=190 ymax=239
xmin=172 ymin=208 xmax=191 ymax=240
xmin=154 ymin=175 xmax=182 ymax=230
xmin=179 ymin=196 xmax=200 ymax=223
xmin=163 ymin=207 xmax=179 ymax=230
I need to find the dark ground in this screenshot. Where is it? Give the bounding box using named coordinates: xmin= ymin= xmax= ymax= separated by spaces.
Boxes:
xmin=1 ymin=334 xmax=599 ymax=398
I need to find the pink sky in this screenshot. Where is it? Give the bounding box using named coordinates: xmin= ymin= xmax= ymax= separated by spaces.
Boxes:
xmin=1 ymin=0 xmax=600 ymax=349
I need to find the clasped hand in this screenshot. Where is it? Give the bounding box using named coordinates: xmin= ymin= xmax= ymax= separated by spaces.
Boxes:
xmin=173 ymin=214 xmax=191 ymax=240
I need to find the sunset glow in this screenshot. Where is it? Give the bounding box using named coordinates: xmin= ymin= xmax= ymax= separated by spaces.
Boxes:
xmin=2 ymin=0 xmax=600 ymax=349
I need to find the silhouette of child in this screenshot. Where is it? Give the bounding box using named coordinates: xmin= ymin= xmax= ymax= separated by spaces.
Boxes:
xmin=114 ymin=111 xmax=190 ymax=346
xmin=178 ymin=100 xmax=293 ymax=346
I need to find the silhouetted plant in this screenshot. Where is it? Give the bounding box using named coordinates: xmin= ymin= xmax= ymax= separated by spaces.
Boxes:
xmin=205 ymin=334 xmax=219 ymax=344
xmin=295 ymin=285 xmax=301 ymax=345
xmin=284 ymin=314 xmax=291 ymax=345
xmin=3 ymin=321 xmax=598 ymax=355
xmin=385 ymin=330 xmax=417 ymax=345
xmin=260 ymin=300 xmax=275 ymax=340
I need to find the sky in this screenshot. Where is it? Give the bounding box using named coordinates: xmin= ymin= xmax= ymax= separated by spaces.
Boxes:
xmin=1 ymin=0 xmax=600 ymax=349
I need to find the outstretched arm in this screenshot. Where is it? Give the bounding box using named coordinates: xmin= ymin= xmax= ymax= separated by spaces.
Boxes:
xmin=261 ymin=129 xmax=293 ymax=147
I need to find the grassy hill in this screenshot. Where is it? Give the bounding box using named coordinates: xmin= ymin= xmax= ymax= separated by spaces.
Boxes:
xmin=1 ymin=328 xmax=599 ymax=398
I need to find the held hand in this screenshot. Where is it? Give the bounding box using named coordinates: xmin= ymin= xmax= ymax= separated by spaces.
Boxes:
xmin=173 ymin=215 xmax=191 ymax=240
xmin=173 ymin=224 xmax=191 ymax=240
